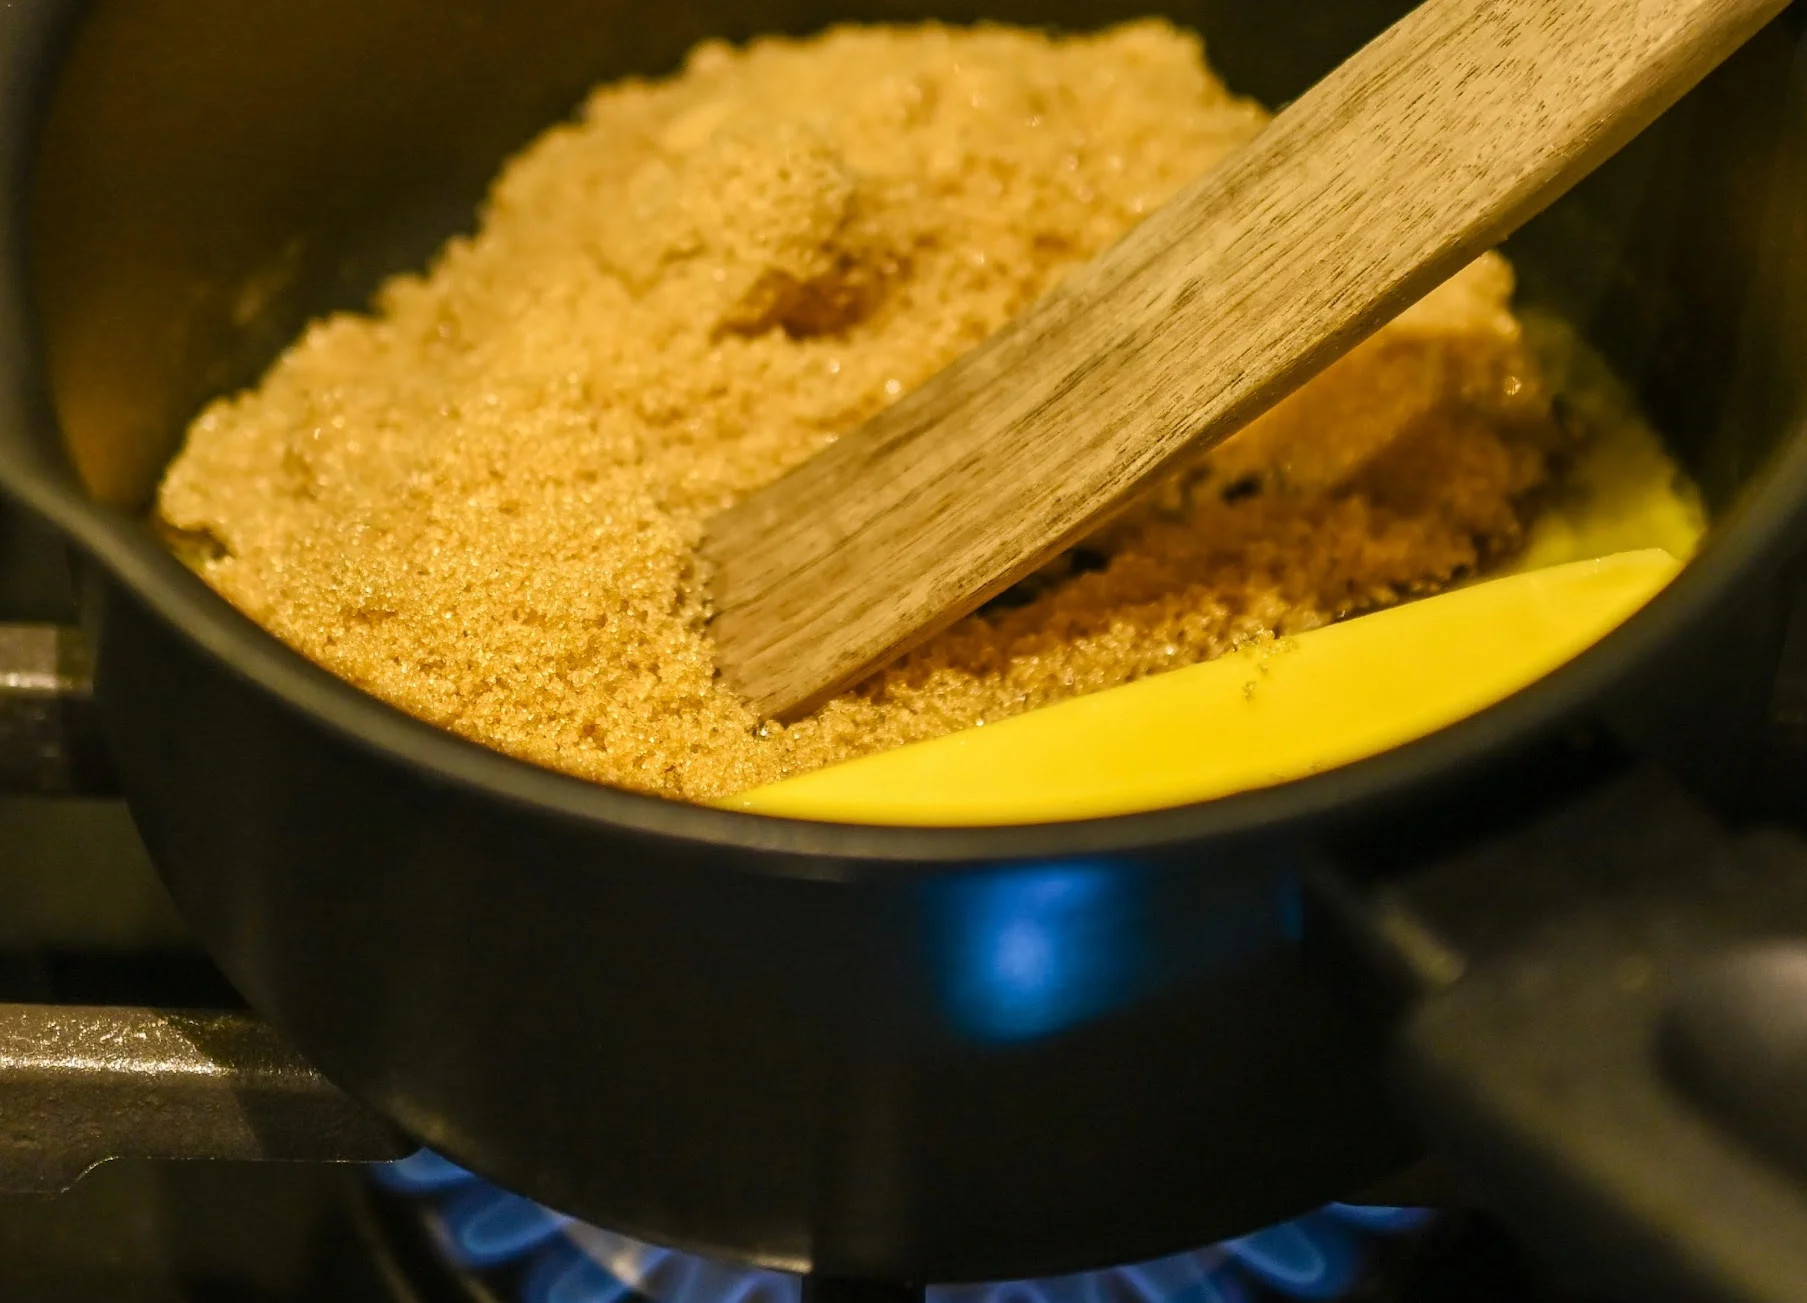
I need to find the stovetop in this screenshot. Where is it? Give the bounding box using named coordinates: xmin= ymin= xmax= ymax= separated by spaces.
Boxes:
xmin=0 ymin=503 xmax=1779 ymax=1303
xmin=0 ymin=1154 xmax=1605 ymax=1303
xmin=0 ymin=844 xmax=1615 ymax=1303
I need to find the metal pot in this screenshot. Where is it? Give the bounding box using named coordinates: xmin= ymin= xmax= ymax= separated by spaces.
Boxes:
xmin=2 ymin=1 xmax=1806 ymax=1299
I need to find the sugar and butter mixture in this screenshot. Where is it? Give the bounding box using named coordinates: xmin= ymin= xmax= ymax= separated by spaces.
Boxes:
xmin=158 ymin=21 xmax=1567 ymax=801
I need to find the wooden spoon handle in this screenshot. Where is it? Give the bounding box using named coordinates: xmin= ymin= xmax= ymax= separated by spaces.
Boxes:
xmin=704 ymin=0 xmax=1786 ymax=721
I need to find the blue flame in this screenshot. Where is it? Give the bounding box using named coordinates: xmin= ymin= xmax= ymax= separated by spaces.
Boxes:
xmin=370 ymin=1147 xmax=476 ymax=1193
xmin=564 ymin=1225 xmax=799 ymax=1303
xmin=526 ymin=1240 xmax=638 ymax=1303
xmin=436 ymin=1183 xmax=573 ymax=1267
xmin=370 ymin=1150 xmax=1432 ymax=1303
xmin=1221 ymin=1213 xmax=1360 ymax=1300
xmin=1323 ymin=1204 xmax=1433 ymax=1233
xmin=934 ymin=863 xmax=1136 ymax=1041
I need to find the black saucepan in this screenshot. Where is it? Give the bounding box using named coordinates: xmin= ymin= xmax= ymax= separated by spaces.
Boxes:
xmin=3 ymin=0 xmax=1807 ymax=1299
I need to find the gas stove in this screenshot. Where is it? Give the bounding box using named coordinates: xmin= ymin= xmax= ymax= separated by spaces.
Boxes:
xmin=355 ymin=1161 xmax=1606 ymax=1303
xmin=1 ymin=502 xmax=1792 ymax=1303
xmin=372 ymin=1149 xmax=1437 ymax=1303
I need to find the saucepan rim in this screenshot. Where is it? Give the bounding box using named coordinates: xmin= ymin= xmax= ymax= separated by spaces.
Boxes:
xmin=4 ymin=427 xmax=1802 ymax=876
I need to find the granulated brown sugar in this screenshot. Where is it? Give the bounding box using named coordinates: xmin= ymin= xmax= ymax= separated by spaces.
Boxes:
xmin=157 ymin=20 xmax=1567 ymax=802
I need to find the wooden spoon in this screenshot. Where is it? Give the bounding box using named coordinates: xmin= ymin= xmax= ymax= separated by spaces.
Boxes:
xmin=702 ymin=0 xmax=1784 ymax=721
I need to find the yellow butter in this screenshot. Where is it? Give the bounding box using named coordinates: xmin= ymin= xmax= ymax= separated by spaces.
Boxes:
xmin=722 ymin=550 xmax=1681 ymax=825
xmin=724 ymin=364 xmax=1702 ymax=827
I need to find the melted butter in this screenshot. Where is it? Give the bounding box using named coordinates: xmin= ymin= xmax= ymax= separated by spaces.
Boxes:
xmin=723 ymin=312 xmax=1707 ymax=826
xmin=723 ymin=549 xmax=1681 ymax=824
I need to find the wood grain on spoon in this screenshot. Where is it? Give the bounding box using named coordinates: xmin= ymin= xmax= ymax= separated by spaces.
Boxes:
xmin=703 ymin=0 xmax=1784 ymax=721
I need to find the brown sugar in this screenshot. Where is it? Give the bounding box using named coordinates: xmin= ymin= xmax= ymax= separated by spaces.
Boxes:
xmin=156 ymin=20 xmax=1566 ymax=803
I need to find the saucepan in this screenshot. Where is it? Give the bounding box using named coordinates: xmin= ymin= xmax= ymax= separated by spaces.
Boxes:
xmin=2 ymin=0 xmax=1807 ymax=1299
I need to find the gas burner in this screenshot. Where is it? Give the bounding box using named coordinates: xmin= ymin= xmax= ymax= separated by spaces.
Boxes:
xmin=371 ymin=1151 xmax=1434 ymax=1303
